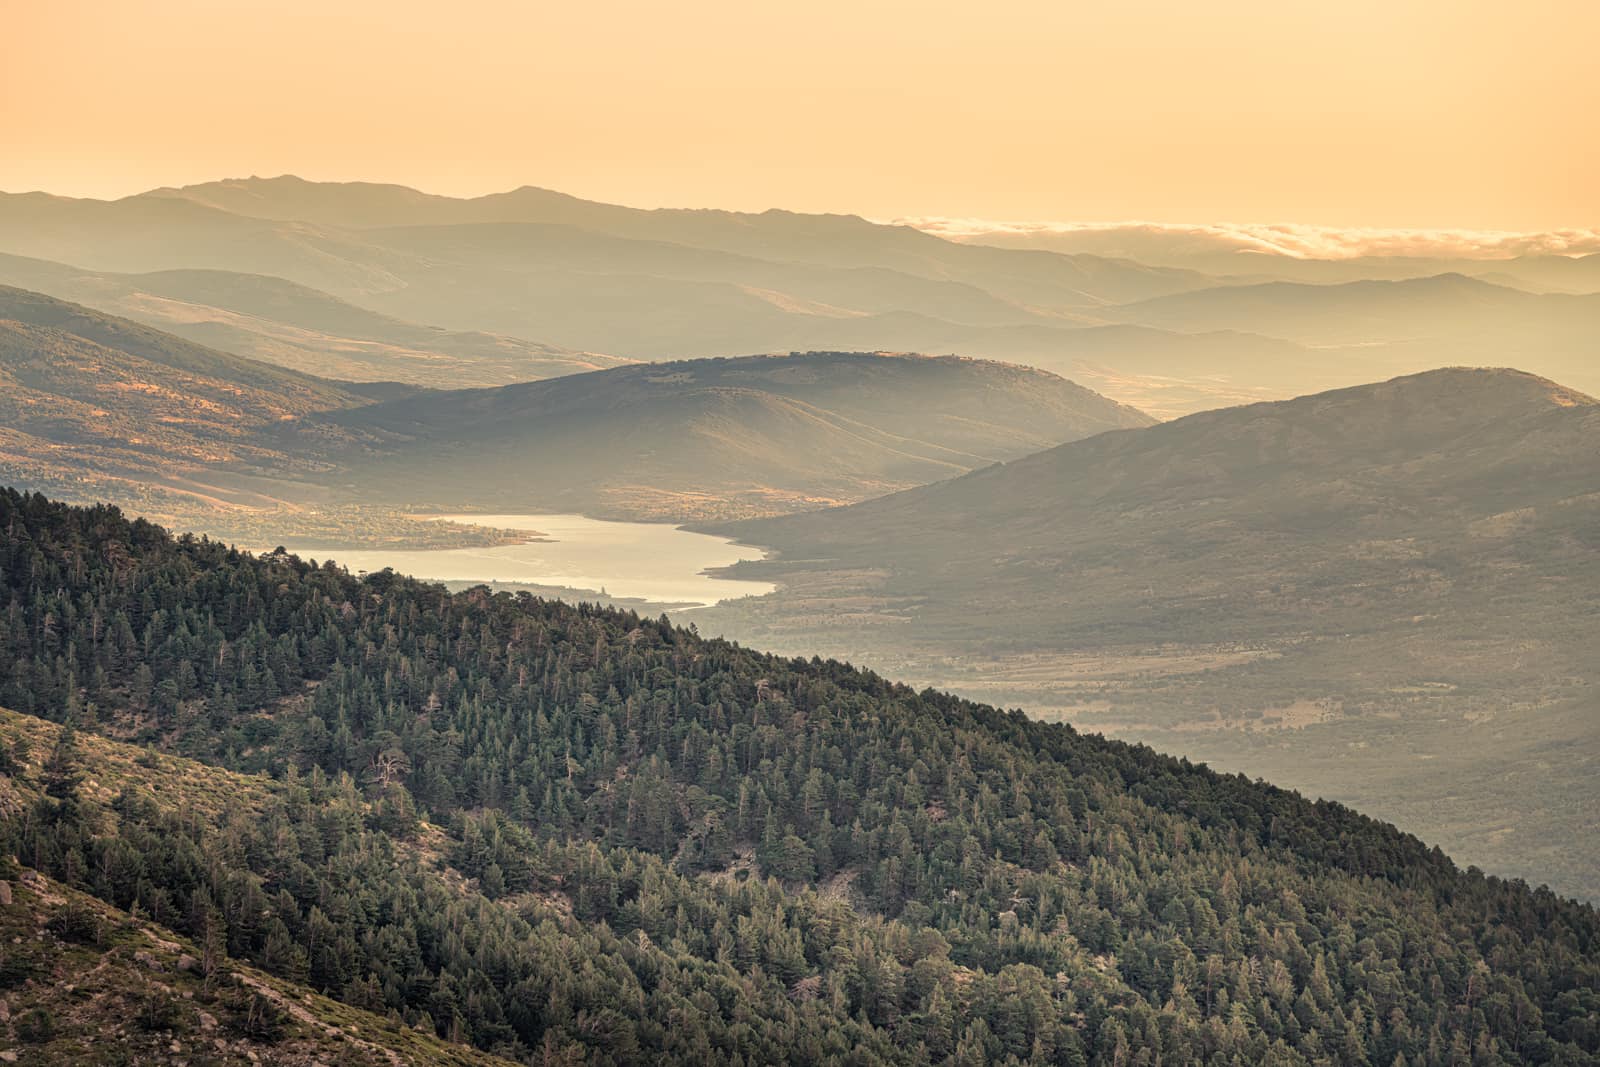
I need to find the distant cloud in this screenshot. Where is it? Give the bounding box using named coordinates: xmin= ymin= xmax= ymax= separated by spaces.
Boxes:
xmin=896 ymin=217 xmax=1600 ymax=262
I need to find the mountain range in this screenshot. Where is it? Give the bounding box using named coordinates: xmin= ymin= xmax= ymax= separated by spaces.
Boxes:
xmin=12 ymin=177 xmax=1597 ymax=415
xmin=943 ymin=223 xmax=1600 ymax=293
xmin=2 ymin=276 xmax=1595 ymax=895
xmin=0 ymin=252 xmax=629 ymax=388
xmin=0 ymin=286 xmax=1147 ymax=525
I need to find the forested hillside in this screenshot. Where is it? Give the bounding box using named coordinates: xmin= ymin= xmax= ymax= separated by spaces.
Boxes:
xmin=0 ymin=779 xmax=503 ymax=1066
xmin=1 ymin=487 xmax=1597 ymax=1065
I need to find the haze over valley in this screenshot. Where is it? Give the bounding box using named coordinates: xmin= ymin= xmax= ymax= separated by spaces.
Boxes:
xmin=3 ymin=179 xmax=1596 ymax=905
xmin=2 ymin=5 xmax=1598 ymax=1062
xmin=7 ymin=178 xmax=1598 ymax=419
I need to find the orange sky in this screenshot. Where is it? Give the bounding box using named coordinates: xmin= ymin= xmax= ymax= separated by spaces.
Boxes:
xmin=3 ymin=0 xmax=1596 ymax=229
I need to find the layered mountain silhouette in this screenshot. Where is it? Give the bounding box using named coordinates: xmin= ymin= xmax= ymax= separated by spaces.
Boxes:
xmin=0 ymin=252 xmax=628 ymax=388
xmin=0 ymin=180 xmax=1327 ymax=414
xmin=8 ymin=177 xmax=1595 ymax=415
xmin=0 ymin=287 xmax=1148 ymax=522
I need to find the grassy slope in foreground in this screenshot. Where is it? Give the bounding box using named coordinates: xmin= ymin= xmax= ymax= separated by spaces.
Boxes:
xmin=0 ymin=721 xmax=509 ymax=1066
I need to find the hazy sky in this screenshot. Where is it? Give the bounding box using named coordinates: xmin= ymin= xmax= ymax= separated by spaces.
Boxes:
xmin=4 ymin=1 xmax=1595 ymax=229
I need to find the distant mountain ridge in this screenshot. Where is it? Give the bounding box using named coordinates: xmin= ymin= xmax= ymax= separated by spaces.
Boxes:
xmin=1108 ymin=271 xmax=1598 ymax=340
xmin=1 ymin=178 xmax=1317 ymax=415
xmin=8 ymin=176 xmax=1598 ymax=412
xmin=0 ymin=287 xmax=1150 ymax=524
xmin=940 ymin=221 xmax=1600 ymax=292
xmin=1098 ymin=273 xmax=1600 ymax=399
xmin=0 ymin=252 xmax=631 ymax=388
xmin=276 ymin=349 xmax=1156 ymax=521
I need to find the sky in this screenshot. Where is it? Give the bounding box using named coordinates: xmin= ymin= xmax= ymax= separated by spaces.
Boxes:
xmin=3 ymin=0 xmax=1596 ymax=230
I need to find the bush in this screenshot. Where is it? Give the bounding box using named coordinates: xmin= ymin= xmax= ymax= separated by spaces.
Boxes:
xmin=45 ymin=901 xmax=103 ymax=944
xmin=17 ymin=1007 xmax=56 ymax=1043
xmin=232 ymin=992 xmax=286 ymax=1043
xmin=0 ymin=949 xmax=35 ymax=988
xmin=137 ymin=990 xmax=183 ymax=1031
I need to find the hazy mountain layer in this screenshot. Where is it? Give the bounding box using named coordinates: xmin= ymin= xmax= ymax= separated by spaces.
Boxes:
xmin=944 ymin=224 xmax=1600 ymax=293
xmin=0 ymin=290 xmax=1149 ymax=525
xmin=0 ymin=190 xmax=424 ymax=294
xmin=278 ymin=350 xmax=1155 ymax=521
xmin=11 ymin=179 xmax=1595 ymax=414
xmin=0 ymin=286 xmax=521 ymax=547
xmin=706 ymin=368 xmax=1600 ymax=897
xmin=0 ymin=182 xmax=1314 ymax=415
xmin=1100 ymin=274 xmax=1600 ymax=398
xmin=0 ymin=253 xmax=628 ymax=388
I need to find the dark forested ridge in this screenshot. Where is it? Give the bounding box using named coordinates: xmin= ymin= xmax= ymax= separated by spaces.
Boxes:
xmin=1 ymin=487 xmax=1597 ymax=1065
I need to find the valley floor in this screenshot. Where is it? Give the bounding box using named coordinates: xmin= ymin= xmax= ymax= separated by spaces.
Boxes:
xmin=690 ymin=604 xmax=1600 ymax=902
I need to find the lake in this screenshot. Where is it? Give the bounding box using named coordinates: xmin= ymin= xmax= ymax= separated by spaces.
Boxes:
xmin=287 ymin=513 xmax=775 ymax=608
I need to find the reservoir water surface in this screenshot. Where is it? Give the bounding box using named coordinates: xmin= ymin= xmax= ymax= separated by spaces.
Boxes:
xmin=285 ymin=513 xmax=774 ymax=608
